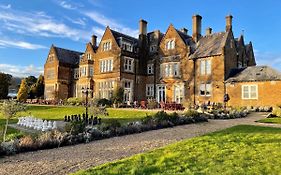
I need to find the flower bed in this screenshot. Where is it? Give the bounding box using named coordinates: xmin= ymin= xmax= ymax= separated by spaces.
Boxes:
xmin=0 ymin=110 xmax=208 ymax=156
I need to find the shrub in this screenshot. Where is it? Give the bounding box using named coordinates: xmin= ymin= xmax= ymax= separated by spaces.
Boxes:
xmin=154 ymin=111 xmax=170 ymax=122
xmin=272 ymin=106 xmax=281 ymax=117
xmin=18 ymin=135 xmax=37 ymax=152
xmin=36 ymin=130 xmax=66 ymax=149
xmin=97 ymin=98 xmax=112 ymax=107
xmin=184 ymin=110 xmax=200 ymax=118
xmin=66 ymin=97 xmax=83 ymax=106
xmin=65 ymin=121 xmax=86 ymax=135
xmin=147 ymin=99 xmax=158 ymax=109
xmin=0 ymin=140 xmax=18 ymax=155
xmin=5 ymin=132 xmax=24 ymax=142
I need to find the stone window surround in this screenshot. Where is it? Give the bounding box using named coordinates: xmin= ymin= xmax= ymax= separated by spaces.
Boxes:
xmin=97 ymin=80 xmax=115 ymax=99
xmin=146 ymin=84 xmax=154 ymax=97
xmin=200 ymin=82 xmax=212 ymax=97
xmin=124 ymin=56 xmax=134 ymax=73
xmin=242 ymin=84 xmax=258 ymax=100
xmin=174 ymin=83 xmax=184 ymax=103
xmin=147 ymin=63 xmax=154 ymax=74
xmin=165 ymin=38 xmax=175 ymax=50
xmin=102 ymin=40 xmax=112 ymax=51
xmin=122 ymin=78 xmax=134 ymax=102
xmin=161 ymin=62 xmax=180 ymax=78
xmin=99 ymin=58 xmax=113 ymax=73
xmin=200 ymin=59 xmax=211 ymax=75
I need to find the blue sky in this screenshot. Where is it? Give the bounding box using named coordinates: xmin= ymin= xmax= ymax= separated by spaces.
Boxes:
xmin=0 ymin=0 xmax=281 ymax=77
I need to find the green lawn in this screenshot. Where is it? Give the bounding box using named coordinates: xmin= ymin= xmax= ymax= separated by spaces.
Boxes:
xmin=74 ymin=125 xmax=281 ymax=175
xmin=0 ymin=105 xmax=157 ymax=141
xmin=258 ymin=117 xmax=281 ymax=124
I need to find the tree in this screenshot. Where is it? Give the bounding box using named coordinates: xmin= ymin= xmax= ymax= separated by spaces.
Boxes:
xmin=0 ymin=100 xmax=26 ymax=142
xmin=0 ymin=72 xmax=12 ymax=99
xmin=17 ymin=79 xmax=29 ymax=102
xmin=112 ymin=87 xmax=124 ymax=107
xmin=32 ymin=75 xmax=44 ymax=98
xmin=25 ymin=76 xmax=37 ymax=87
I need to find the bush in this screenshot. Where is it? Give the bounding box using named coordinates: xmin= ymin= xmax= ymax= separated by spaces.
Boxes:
xmin=147 ymin=99 xmax=158 ymax=109
xmin=36 ymin=130 xmax=66 ymax=149
xmin=5 ymin=132 xmax=24 ymax=142
xmin=184 ymin=110 xmax=200 ymax=118
xmin=97 ymin=98 xmax=112 ymax=107
xmin=18 ymin=135 xmax=37 ymax=152
xmin=272 ymin=106 xmax=281 ymax=117
xmin=66 ymin=97 xmax=83 ymax=106
xmin=65 ymin=121 xmax=86 ymax=135
xmin=0 ymin=140 xmax=18 ymax=155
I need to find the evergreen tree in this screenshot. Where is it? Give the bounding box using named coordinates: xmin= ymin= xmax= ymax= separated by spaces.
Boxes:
xmin=34 ymin=75 xmax=44 ymax=98
xmin=0 ymin=72 xmax=12 ymax=99
xmin=17 ymin=79 xmax=29 ymax=102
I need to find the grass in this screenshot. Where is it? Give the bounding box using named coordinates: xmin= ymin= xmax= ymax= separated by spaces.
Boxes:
xmin=74 ymin=125 xmax=281 ymax=175
xmin=258 ymin=117 xmax=281 ymax=124
xmin=0 ymin=105 xmax=157 ymax=141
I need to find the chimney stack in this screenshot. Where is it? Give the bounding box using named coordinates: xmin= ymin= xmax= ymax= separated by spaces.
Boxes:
xmin=91 ymin=35 xmax=97 ymax=47
xmin=192 ymin=14 xmax=202 ymax=42
xmin=206 ymin=27 xmax=212 ymax=35
xmin=226 ymin=15 xmax=233 ymax=31
xmin=139 ymin=19 xmax=148 ymax=35
xmin=180 ymin=28 xmax=188 ymax=35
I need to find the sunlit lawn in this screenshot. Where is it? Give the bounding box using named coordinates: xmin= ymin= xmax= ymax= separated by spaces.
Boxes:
xmin=0 ymin=105 xmax=157 ymax=141
xmin=74 ymin=125 xmax=281 ymax=175
xmin=258 ymin=117 xmax=281 ymax=124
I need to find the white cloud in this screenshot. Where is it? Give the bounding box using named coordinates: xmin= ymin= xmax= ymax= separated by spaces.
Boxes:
xmin=0 ymin=4 xmax=11 ymax=9
xmin=255 ymin=51 xmax=281 ymax=71
xmin=65 ymin=16 xmax=87 ymax=26
xmin=0 ymin=39 xmax=47 ymax=50
xmin=0 ymin=64 xmax=43 ymax=77
xmin=59 ymin=1 xmax=76 ymax=10
xmin=0 ymin=9 xmax=91 ymax=41
xmin=83 ymin=11 xmax=139 ymax=38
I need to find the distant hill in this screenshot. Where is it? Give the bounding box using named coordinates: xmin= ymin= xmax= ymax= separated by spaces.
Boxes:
xmin=9 ymin=76 xmax=22 ymax=91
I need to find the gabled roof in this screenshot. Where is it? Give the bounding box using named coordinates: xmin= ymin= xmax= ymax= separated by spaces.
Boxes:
xmin=110 ymin=29 xmax=138 ymax=45
xmin=175 ymin=29 xmax=195 ymax=50
xmin=190 ymin=32 xmax=227 ymax=59
xmin=226 ymin=66 xmax=281 ymax=82
xmin=53 ymin=46 xmax=83 ymax=65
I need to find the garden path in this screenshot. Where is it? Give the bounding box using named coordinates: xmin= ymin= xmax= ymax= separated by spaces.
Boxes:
xmin=0 ymin=112 xmax=271 ymax=175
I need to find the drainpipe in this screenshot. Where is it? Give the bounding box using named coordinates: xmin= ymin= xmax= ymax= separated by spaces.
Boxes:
xmin=193 ymin=58 xmax=196 ymax=106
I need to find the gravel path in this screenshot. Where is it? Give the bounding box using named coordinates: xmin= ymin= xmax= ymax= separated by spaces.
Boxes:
xmin=0 ymin=112 xmax=271 ymax=175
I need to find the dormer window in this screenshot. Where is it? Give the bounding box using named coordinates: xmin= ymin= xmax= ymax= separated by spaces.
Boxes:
xmin=102 ymin=41 xmax=112 ymax=51
xmin=165 ymin=39 xmax=175 ymax=50
xmin=121 ymin=41 xmax=133 ymax=52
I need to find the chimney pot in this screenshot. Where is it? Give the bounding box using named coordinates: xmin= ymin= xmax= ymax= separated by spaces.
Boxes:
xmin=180 ymin=28 xmax=188 ymax=35
xmin=192 ymin=14 xmax=202 ymax=42
xmin=206 ymin=27 xmax=212 ymax=35
xmin=226 ymin=15 xmax=233 ymax=31
xmin=139 ymin=19 xmax=148 ymax=35
xmin=91 ymin=35 xmax=97 ymax=47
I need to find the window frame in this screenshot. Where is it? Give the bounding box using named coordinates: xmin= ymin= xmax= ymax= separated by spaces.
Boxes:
xmin=199 ymin=82 xmax=212 ymax=97
xmin=147 ymin=64 xmax=154 ymax=75
xmin=99 ymin=58 xmax=114 ymax=73
xmin=200 ymin=59 xmax=212 ymax=75
xmin=146 ymin=84 xmax=154 ymax=97
xmin=242 ymin=85 xmax=258 ymax=100
xmin=124 ymin=57 xmax=134 ymax=73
